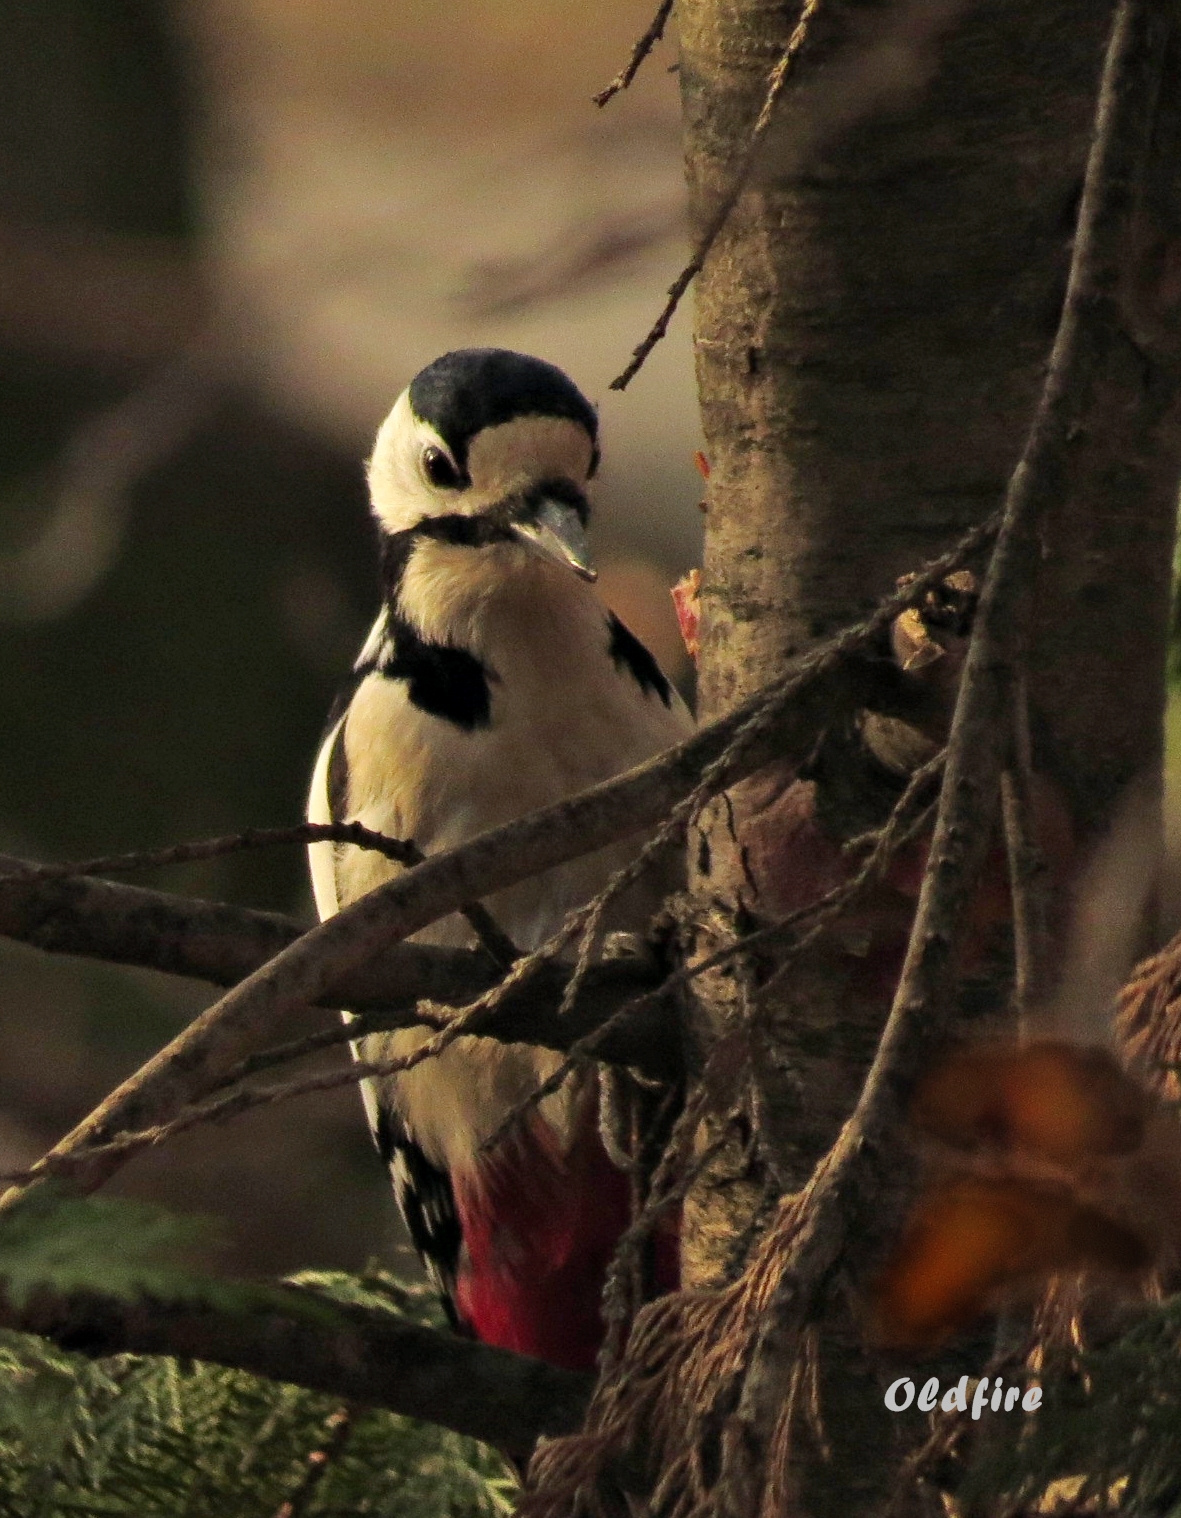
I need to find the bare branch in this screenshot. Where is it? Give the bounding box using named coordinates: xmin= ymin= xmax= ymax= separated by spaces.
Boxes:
xmin=593 ymin=0 xmax=675 ymax=107
xmin=12 ymin=821 xmax=518 ymax=970
xmin=1 ymin=983 xmax=675 ymax=1184
xmin=0 ymin=752 xmax=946 ymax=1184
xmin=0 ymin=854 xmax=675 ymax=1073
xmin=0 ymin=514 xmax=996 ymax=1211
xmin=0 ymin=853 xmax=305 ymax=985
xmin=0 ymin=1284 xmax=590 ymax=1457
xmin=479 ymin=749 xmax=944 ymax=1159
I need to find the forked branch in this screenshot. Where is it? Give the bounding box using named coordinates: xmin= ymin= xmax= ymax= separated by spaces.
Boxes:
xmin=0 ymin=519 xmax=996 ymax=1212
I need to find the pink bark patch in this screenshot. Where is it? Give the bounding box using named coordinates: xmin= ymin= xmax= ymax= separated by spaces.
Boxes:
xmin=672 ymin=569 xmax=702 ymax=665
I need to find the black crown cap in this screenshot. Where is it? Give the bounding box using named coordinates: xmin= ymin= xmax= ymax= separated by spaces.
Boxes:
xmin=407 ymin=349 xmax=598 ymax=473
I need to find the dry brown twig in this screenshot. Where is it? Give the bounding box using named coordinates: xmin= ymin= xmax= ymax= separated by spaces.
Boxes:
xmin=0 ymin=855 xmax=681 ymax=1076
xmin=593 ymin=0 xmax=676 ymax=107
xmin=596 ymin=1083 xmax=743 ymax=1374
xmin=462 ymin=531 xmax=990 ymax=1128
xmin=0 ymin=747 xmax=936 ymax=1121
xmin=12 ymin=820 xmax=518 ymax=970
xmin=611 ymin=0 xmax=822 ymax=390
xmin=1000 ymin=675 xmax=1055 ymax=1023
xmin=272 ymin=1404 xmax=358 ymax=1518
xmin=586 ymin=752 xmax=943 ymax=1373
xmin=100 ymin=744 xmax=942 ymax=1136
xmin=479 ymin=746 xmax=945 ymax=1160
xmin=0 ymin=985 xmax=578 ymax=1185
xmin=0 ymin=512 xmax=996 ymax=1214
xmin=0 ymin=754 xmax=942 ymax=1184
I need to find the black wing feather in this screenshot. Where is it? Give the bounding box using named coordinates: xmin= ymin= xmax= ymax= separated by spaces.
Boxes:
xmin=372 ymin=1101 xmax=464 ymax=1328
xmin=606 ymin=612 xmax=673 ymax=707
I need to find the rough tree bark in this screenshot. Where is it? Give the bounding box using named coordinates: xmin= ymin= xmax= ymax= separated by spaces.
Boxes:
xmin=678 ymin=0 xmax=1181 ymax=1513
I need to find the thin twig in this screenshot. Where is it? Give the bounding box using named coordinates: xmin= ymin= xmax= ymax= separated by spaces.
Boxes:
xmin=457 ymin=586 xmax=971 ymax=1134
xmin=273 ymin=1404 xmax=358 ymax=1518
xmin=0 ymin=853 xmax=680 ymax=1065
xmin=12 ymin=822 xmax=428 ymax=880
xmin=478 ymin=749 xmax=945 ymax=1157
xmin=0 ymin=854 xmax=687 ymax=1078
xmin=610 ymin=0 xmax=822 ymax=389
xmin=1000 ymin=675 xmax=1054 ymax=1026
xmin=594 ymin=0 xmax=676 ymax=106
xmin=0 ymin=512 xmax=996 ymax=1212
xmin=0 ymin=994 xmax=576 ymax=1184
xmin=0 ymin=755 xmax=947 ymax=1182
xmin=541 ymin=757 xmax=944 ymax=1319
xmin=600 ymin=1127 xmax=733 ymax=1373
xmin=207 ymin=1017 xmax=430 ymax=1091
xmin=13 ymin=822 xmax=519 ymax=970
xmin=216 ymin=746 xmax=936 ymax=1097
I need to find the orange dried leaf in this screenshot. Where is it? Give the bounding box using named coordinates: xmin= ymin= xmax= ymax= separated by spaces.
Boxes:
xmin=912 ymin=1041 xmax=1147 ymax=1166
xmin=870 ymin=1174 xmax=1147 ymax=1348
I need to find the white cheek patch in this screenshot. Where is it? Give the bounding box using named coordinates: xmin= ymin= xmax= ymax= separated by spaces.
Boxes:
xmin=367 ymin=392 xmax=454 ymax=535
xmin=367 ymin=399 xmax=597 ymax=538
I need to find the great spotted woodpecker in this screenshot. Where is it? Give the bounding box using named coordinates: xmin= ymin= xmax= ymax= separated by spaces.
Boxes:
xmin=307 ymin=349 xmax=692 ymax=1370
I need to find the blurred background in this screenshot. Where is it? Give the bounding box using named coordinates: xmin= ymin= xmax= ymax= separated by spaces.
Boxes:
xmin=0 ymin=0 xmax=702 ymax=1276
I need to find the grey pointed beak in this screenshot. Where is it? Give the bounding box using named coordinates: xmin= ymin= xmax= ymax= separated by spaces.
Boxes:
xmin=511 ymin=499 xmax=597 ymax=581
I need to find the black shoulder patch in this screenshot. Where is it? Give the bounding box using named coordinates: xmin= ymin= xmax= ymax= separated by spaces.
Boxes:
xmin=380 ymin=616 xmax=495 ymax=730
xmin=371 ymin=1104 xmax=463 ymax=1328
xmin=407 ymin=349 xmax=598 ymax=471
xmin=606 ymin=613 xmax=673 ymax=707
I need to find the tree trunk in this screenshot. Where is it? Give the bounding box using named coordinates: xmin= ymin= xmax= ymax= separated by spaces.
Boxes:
xmin=677 ymin=0 xmax=1181 ymax=1512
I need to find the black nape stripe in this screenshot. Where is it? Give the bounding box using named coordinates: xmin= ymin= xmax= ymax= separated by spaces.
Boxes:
xmin=607 ymin=613 xmax=672 ymax=708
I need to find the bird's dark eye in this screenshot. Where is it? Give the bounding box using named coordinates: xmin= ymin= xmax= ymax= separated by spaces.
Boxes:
xmin=422 ymin=445 xmax=460 ymax=490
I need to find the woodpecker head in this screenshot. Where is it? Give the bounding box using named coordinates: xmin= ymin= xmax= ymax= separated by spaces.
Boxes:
xmin=367 ymin=349 xmax=600 ymax=582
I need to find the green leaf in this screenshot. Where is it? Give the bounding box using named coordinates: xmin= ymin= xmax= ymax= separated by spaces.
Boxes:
xmin=0 ymin=1198 xmax=511 ymax=1515
xmin=0 ymin=1189 xmax=337 ymax=1324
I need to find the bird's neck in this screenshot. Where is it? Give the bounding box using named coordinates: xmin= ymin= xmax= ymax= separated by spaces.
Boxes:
xmin=381 ymin=529 xmax=597 ymax=656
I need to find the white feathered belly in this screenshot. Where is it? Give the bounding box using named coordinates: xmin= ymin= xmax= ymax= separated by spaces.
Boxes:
xmin=308 ymin=648 xmax=689 ymax=1175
